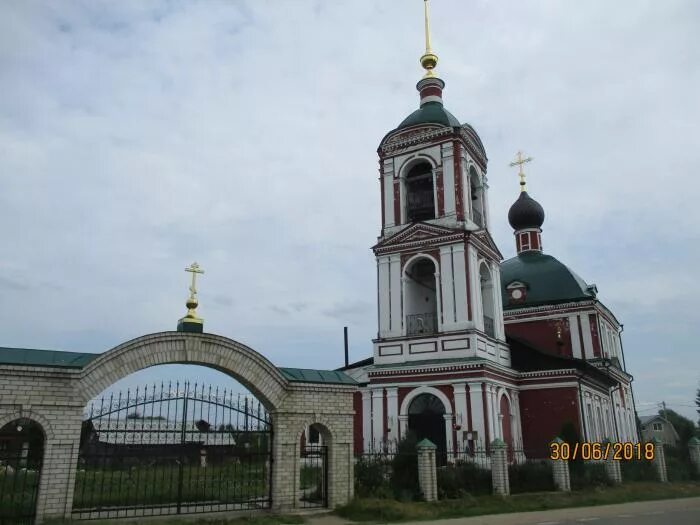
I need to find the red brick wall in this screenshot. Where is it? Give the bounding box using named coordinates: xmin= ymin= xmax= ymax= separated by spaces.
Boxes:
xmin=519 ymin=387 xmax=580 ymax=458
xmin=505 ymin=319 xmax=572 ymax=357
xmin=353 ymin=391 xmax=363 ymax=455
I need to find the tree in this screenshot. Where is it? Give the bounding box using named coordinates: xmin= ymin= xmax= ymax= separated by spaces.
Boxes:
xmin=659 ymin=408 xmax=698 ymax=445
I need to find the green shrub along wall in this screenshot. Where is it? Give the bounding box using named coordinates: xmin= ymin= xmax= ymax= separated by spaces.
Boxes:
xmin=437 ymin=462 xmax=492 ymax=499
xmin=570 ymin=461 xmax=613 ymax=490
xmin=508 ymin=460 xmax=555 ymax=494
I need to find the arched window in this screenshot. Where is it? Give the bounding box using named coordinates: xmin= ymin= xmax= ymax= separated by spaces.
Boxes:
xmin=405 ymin=162 xmax=435 ymax=222
xmin=469 ymin=166 xmax=484 ymax=227
xmin=404 ymin=257 xmax=438 ymax=335
xmin=480 ymin=264 xmax=495 ymax=337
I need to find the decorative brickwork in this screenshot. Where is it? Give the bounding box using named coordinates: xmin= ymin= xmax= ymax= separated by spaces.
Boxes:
xmin=0 ymin=332 xmax=356 ymax=522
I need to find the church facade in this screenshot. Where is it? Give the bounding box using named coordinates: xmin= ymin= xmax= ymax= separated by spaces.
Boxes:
xmin=340 ymin=13 xmax=638 ymax=459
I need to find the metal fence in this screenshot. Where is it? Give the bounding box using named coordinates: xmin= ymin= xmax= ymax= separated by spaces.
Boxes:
xmin=74 ymin=382 xmax=272 ymax=519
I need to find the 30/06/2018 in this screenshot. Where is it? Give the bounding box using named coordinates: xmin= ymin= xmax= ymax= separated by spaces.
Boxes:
xmin=549 ymin=441 xmax=655 ymax=461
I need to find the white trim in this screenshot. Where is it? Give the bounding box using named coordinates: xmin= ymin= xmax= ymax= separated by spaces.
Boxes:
xmin=398 ymin=385 xmax=453 ymax=417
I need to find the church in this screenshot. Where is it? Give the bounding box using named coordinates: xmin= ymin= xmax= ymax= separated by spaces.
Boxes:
xmin=338 ymin=1 xmax=639 ymax=460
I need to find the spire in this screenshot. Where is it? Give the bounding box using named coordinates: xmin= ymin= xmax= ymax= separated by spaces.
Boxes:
xmin=507 ymin=152 xmax=545 ymax=254
xmin=177 ymin=262 xmax=205 ymax=333
xmin=415 ymin=1 xmax=445 ymax=107
xmin=420 ymin=0 xmax=439 ymax=78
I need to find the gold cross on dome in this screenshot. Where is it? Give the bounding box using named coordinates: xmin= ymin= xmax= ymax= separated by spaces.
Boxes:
xmin=185 ymin=262 xmax=204 ymax=299
xmin=509 ymin=151 xmax=533 ymax=192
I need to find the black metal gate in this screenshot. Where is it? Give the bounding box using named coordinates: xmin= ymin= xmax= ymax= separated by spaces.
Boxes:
xmin=299 ymin=445 xmax=328 ymax=508
xmin=74 ymin=382 xmax=272 ymax=519
xmin=0 ymin=419 xmax=44 ymax=525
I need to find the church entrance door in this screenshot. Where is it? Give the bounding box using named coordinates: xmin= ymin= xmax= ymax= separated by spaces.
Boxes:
xmin=407 ymin=393 xmax=447 ymax=465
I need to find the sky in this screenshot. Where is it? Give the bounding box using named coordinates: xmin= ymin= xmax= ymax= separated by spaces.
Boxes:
xmin=1 ymin=0 xmax=699 ymax=422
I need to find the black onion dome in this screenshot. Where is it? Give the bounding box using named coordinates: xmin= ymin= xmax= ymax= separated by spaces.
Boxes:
xmin=508 ymin=191 xmax=545 ymax=230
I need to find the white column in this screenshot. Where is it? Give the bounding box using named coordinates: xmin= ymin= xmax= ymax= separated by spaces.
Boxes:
xmin=389 ymin=254 xmax=402 ymax=336
xmin=510 ymin=390 xmax=522 ymax=441
xmin=444 ymin=414 xmax=455 ymax=456
xmin=371 ymin=388 xmax=384 ymax=450
xmin=383 ymin=159 xmax=395 ymax=227
xmin=398 ymin=415 xmax=408 ymax=441
xmin=440 ymin=246 xmax=456 ymax=329
xmin=362 ymin=390 xmax=372 ymax=452
xmin=435 ymin=271 xmax=443 ymax=330
xmin=452 ymin=244 xmax=468 ymax=327
xmin=453 ymin=383 xmax=468 ymax=449
xmin=485 ymin=384 xmax=496 ymax=443
xmin=378 ymin=257 xmax=391 ymax=338
xmin=467 ymin=382 xmax=486 ymax=446
xmin=490 ymin=386 xmax=501 ymax=439
xmin=442 ymin=143 xmax=456 ymax=218
xmin=491 ymin=263 xmax=506 ymax=341
xmin=468 ymin=246 xmax=481 ymax=328
xmin=386 ymin=387 xmax=399 ymax=444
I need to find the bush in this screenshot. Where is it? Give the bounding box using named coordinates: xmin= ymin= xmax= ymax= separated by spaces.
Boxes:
xmin=389 ymin=437 xmax=420 ymax=500
xmin=354 ymin=456 xmax=392 ymax=498
xmin=437 ymin=461 xmax=492 ymax=499
xmin=570 ymin=461 xmax=614 ymax=490
xmin=508 ymin=460 xmax=555 ymax=494
xmin=665 ymin=446 xmax=698 ymax=482
xmin=620 ymin=459 xmax=656 ymax=482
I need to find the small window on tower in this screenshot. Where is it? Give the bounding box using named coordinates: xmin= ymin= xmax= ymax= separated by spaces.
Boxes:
xmin=405 ymin=162 xmax=435 ymax=222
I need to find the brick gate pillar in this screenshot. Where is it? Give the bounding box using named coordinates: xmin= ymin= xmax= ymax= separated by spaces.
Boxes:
xmin=689 ymin=437 xmax=700 ymax=476
xmin=270 ymin=413 xmax=299 ymax=512
xmin=550 ymin=437 xmax=571 ymax=491
xmin=416 ymin=439 xmax=438 ymax=502
xmin=651 ymin=437 xmax=668 ymax=483
xmin=602 ymin=438 xmax=622 ymax=484
xmin=35 ymin=409 xmax=83 ymax=523
xmin=490 ymin=438 xmax=510 ymax=496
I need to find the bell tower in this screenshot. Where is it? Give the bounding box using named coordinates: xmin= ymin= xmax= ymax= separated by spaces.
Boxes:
xmin=371 ymin=0 xmax=510 ymax=367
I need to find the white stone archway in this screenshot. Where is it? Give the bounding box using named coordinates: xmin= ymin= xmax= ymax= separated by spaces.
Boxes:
xmin=398 ymin=386 xmax=454 ymax=454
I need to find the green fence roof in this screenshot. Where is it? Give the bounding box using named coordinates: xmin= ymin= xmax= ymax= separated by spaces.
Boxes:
xmin=0 ymin=347 xmax=100 ymax=369
xmin=278 ymin=367 xmax=357 ymax=385
xmin=0 ymin=346 xmax=357 ymax=386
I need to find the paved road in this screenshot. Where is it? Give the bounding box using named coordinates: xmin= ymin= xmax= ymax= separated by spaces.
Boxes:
xmin=309 ymin=497 xmax=700 ymax=525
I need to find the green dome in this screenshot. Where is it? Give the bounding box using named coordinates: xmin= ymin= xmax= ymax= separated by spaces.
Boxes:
xmin=397 ymin=101 xmax=461 ymax=129
xmin=500 ymin=251 xmax=595 ymax=309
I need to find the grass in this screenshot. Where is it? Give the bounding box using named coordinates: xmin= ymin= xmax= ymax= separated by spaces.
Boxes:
xmin=73 ymin=463 xmax=270 ymax=509
xmin=335 ymin=481 xmax=700 ymax=523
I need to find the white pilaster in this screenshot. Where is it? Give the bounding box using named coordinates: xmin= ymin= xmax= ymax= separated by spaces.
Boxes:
xmin=444 ymin=414 xmax=455 ymax=455
xmin=386 ymin=387 xmax=399 ymax=443
xmin=362 ymin=390 xmax=372 ymax=452
xmin=452 ymin=244 xmax=468 ymax=327
xmin=439 ymin=246 xmax=456 ymax=328
xmin=378 ymin=257 xmax=391 ymax=338
xmin=371 ymin=388 xmax=384 ymax=450
xmin=453 ymin=383 xmax=468 ymax=449
xmin=467 ymin=381 xmax=486 ymax=446
xmin=568 ymin=315 xmax=582 ymax=359
xmin=389 ymin=254 xmax=402 ymax=336
xmin=398 ymin=415 xmax=408 ymax=441
xmin=581 ymin=314 xmax=594 ymax=359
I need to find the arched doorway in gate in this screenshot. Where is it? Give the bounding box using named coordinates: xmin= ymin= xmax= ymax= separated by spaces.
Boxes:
xmin=0 ymin=418 xmax=45 ymax=523
xmin=408 ymin=393 xmax=447 ymax=464
xmin=74 ymin=359 xmax=276 ymax=519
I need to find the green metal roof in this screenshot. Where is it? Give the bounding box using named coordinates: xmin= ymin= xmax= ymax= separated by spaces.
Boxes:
xmin=278 ymin=367 xmax=357 ymax=385
xmin=397 ymin=101 xmax=461 ymax=129
xmin=500 ymin=251 xmax=595 ymax=309
xmin=0 ymin=347 xmax=99 ymax=369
